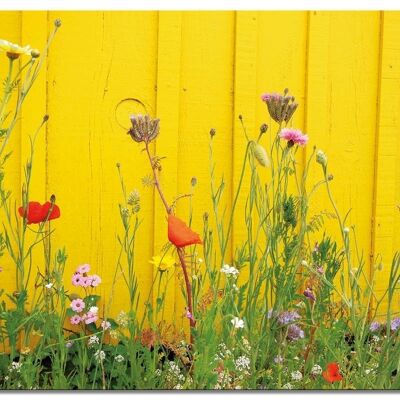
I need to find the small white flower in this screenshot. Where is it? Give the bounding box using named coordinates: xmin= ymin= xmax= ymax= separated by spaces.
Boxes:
xmin=291 ymin=370 xmax=303 ymax=381
xmin=311 ymin=364 xmax=322 ymax=375
xmin=343 ymin=227 xmax=350 ymax=234
xmin=8 ymin=361 xmax=22 ymax=373
xmin=88 ymin=335 xmax=100 ymax=346
xmin=4 ymin=375 xmax=9 ymax=381
xmin=231 ymin=317 xmax=245 ymax=329
xmin=282 ymin=383 xmax=293 ymax=390
xmin=174 ymin=384 xmax=183 ymax=390
xmin=89 ymin=306 xmax=99 ymax=314
xmin=234 ymin=385 xmax=242 ymax=390
xmin=301 ymin=260 xmax=308 ymax=267
xmin=94 ymin=350 xmax=105 ymax=362
xmin=154 ymin=368 xmax=162 ymax=376
xmin=45 ymin=282 xmax=53 ymax=289
xmin=114 ymin=354 xmax=124 ymax=363
xmin=235 ymin=355 xmax=251 ymax=372
xmin=221 ymin=264 xmax=239 ymax=277
xmin=233 ymin=284 xmax=239 ymax=292
xmin=198 ymin=258 xmax=203 ymax=264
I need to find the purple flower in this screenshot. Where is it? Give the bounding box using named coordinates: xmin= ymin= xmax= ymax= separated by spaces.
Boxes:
xmin=369 ymin=321 xmax=381 ymax=333
xmin=303 ymin=287 xmax=315 ymax=301
xmin=278 ymin=311 xmax=301 ymax=325
xmin=390 ymin=317 xmax=400 ymax=332
xmin=287 ymin=324 xmax=305 ymax=341
xmin=316 ymin=266 xmax=324 ymax=275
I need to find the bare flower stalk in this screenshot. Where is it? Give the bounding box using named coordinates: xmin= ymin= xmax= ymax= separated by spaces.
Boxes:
xmin=143 ymin=140 xmax=196 ymax=342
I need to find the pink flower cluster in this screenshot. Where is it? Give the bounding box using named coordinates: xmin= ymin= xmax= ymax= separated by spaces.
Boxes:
xmin=70 ymin=304 xmax=99 ymax=326
xmin=71 ymin=263 xmax=102 ymax=288
xmin=279 ymin=128 xmax=309 ymax=146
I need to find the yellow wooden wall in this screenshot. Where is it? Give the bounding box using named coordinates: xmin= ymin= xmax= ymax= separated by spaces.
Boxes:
xmin=0 ymin=11 xmax=399 ymax=320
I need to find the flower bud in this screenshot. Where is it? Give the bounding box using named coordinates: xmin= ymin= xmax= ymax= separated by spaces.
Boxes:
xmin=43 ymin=114 xmax=49 ymax=122
xmin=316 ymin=150 xmax=327 ymax=167
xmin=343 ymin=227 xmax=350 ymax=234
xmin=252 ymin=142 xmax=270 ymax=167
xmin=191 ymin=177 xmax=197 ymax=187
xmin=54 ymin=19 xmax=62 ymax=28
xmin=209 ymin=128 xmax=216 ymax=138
xmin=260 ymin=123 xmax=268 ymax=134
xmin=31 ymin=49 xmax=40 ymax=58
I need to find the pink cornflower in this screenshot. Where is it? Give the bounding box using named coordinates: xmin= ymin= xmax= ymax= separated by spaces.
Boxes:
xmin=261 ymin=92 xmax=282 ymax=102
xmin=85 ymin=311 xmax=98 ymax=325
xmin=72 ymin=273 xmax=83 ymax=287
xmin=71 ymin=298 xmax=85 ymax=313
xmin=70 ymin=315 xmax=81 ymax=325
xmin=91 ymin=274 xmax=102 ymax=287
xmin=279 ymin=128 xmax=308 ymax=146
xmin=77 ymin=263 xmax=90 ymax=274
xmin=81 ymin=276 xmax=93 ymax=288
xmin=101 ymin=320 xmax=111 ymax=330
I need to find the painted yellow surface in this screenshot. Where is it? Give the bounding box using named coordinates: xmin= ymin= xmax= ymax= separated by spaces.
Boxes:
xmin=0 ymin=11 xmax=399 ymax=320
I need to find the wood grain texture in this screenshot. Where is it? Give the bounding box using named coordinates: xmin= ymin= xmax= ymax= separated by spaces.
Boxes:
xmin=0 ymin=11 xmax=398 ymax=320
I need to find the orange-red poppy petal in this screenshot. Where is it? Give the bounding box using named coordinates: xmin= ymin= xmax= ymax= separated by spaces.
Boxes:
xmin=168 ymin=214 xmax=202 ymax=248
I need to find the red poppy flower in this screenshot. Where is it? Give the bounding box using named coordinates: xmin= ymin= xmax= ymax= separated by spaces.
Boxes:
xmin=168 ymin=214 xmax=202 ymax=248
xmin=322 ymin=362 xmax=343 ymax=383
xmin=18 ymin=201 xmax=60 ymax=225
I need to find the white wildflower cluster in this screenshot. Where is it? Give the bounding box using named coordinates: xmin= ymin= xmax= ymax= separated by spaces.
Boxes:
xmin=165 ymin=361 xmax=185 ymax=388
xmin=282 ymin=382 xmax=293 ymax=389
xmin=154 ymin=369 xmax=162 ymax=377
xmin=214 ymin=342 xmax=233 ymax=362
xmin=116 ymin=310 xmax=129 ymax=328
xmin=214 ymin=369 xmax=232 ymax=390
xmin=8 ymin=361 xmax=22 ymax=373
xmin=94 ymin=350 xmax=106 ymax=363
xmin=221 ymin=264 xmax=239 ymax=277
xmin=114 ymin=355 xmax=124 ymax=363
xmin=291 ymin=370 xmax=303 ymax=381
xmin=235 ymin=355 xmax=251 ymax=373
xmin=372 ymin=335 xmax=380 ymax=343
xmin=311 ymin=364 xmax=322 ymax=375
xmin=88 ymin=335 xmax=100 ymax=347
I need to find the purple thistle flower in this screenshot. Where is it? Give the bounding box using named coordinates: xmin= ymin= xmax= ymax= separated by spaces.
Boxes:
xmin=369 ymin=321 xmax=381 ymax=333
xmin=287 ymin=324 xmax=305 ymax=341
xmin=303 ymin=287 xmax=316 ymax=301
xmin=278 ymin=311 xmax=301 ymax=325
xmin=390 ymin=317 xmax=400 ymax=332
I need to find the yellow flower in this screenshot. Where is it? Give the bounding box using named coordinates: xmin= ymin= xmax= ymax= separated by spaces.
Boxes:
xmin=0 ymin=39 xmax=32 ymax=59
xmin=149 ymin=254 xmax=176 ymax=272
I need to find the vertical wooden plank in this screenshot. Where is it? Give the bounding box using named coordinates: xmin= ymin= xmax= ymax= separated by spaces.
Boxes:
xmin=232 ymin=11 xmax=258 ymax=259
xmin=46 ymin=11 xmax=158 ymax=319
xmin=178 ymin=11 xmax=235 ymax=327
xmin=371 ymin=11 xmax=400 ymax=316
xmin=153 ymin=11 xmax=182 ymax=323
xmin=306 ymin=12 xmax=381 ymax=298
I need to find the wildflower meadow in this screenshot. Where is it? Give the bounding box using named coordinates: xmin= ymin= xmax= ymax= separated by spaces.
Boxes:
xmin=0 ymin=14 xmax=400 ymax=391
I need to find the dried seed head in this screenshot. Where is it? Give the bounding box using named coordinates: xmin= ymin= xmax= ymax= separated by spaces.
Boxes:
xmin=261 ymin=89 xmax=298 ymax=123
xmin=54 ymin=19 xmax=62 ymax=28
xmin=43 ymin=114 xmax=49 ymax=122
xmin=50 ymin=194 xmax=56 ymax=203
xmin=128 ymin=114 xmax=160 ymax=144
xmin=209 ymin=128 xmax=216 ymax=138
xmin=127 ymin=189 xmax=140 ymax=213
xmin=252 ymin=142 xmax=270 ymax=168
xmin=191 ymin=177 xmax=197 ymax=187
